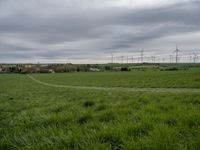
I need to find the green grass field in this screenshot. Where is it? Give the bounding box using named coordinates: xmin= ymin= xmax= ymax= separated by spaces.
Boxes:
xmin=0 ymin=69 xmax=200 ymax=149
xmin=32 ymin=69 xmax=200 ymax=88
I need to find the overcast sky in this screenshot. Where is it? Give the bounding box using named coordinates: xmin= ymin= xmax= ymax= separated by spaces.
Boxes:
xmin=0 ymin=0 xmax=200 ymax=63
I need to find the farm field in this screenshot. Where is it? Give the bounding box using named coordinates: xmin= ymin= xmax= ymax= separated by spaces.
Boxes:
xmin=0 ymin=69 xmax=200 ymax=149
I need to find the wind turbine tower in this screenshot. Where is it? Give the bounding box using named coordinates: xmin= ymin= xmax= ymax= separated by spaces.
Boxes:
xmin=151 ymin=56 xmax=156 ymax=64
xmin=140 ymin=50 xmax=144 ymax=63
xmin=121 ymin=56 xmax=124 ymax=64
xmin=132 ymin=56 xmax=134 ymax=63
xmin=193 ymin=53 xmax=198 ymax=63
xmin=174 ymin=45 xmax=181 ymax=63
xmin=111 ymin=53 xmax=114 ymax=64
xmin=190 ymin=55 xmax=192 ymax=63
xmin=170 ymin=55 xmax=173 ymax=63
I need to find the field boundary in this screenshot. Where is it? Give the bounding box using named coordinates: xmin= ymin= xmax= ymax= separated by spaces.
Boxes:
xmin=27 ymin=74 xmax=200 ymax=93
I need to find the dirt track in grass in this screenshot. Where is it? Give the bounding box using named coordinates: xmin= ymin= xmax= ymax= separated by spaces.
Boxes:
xmin=27 ymin=74 xmax=200 ymax=93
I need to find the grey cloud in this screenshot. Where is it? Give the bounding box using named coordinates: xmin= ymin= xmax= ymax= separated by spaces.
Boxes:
xmin=0 ymin=0 xmax=200 ymax=63
xmin=117 ymin=1 xmax=200 ymax=25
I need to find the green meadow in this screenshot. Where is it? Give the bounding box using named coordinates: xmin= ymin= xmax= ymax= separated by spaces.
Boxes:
xmin=0 ymin=69 xmax=200 ymax=149
xmin=32 ymin=69 xmax=200 ymax=88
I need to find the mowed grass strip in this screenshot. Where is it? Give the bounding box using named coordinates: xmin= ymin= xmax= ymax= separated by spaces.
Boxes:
xmin=32 ymin=69 xmax=200 ymax=88
xmin=27 ymin=74 xmax=200 ymax=93
xmin=0 ymin=72 xmax=200 ymax=149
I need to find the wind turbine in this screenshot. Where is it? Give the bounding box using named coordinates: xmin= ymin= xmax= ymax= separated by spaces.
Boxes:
xmin=111 ymin=52 xmax=114 ymax=64
xmin=131 ymin=56 xmax=134 ymax=63
xmin=174 ymin=45 xmax=181 ymax=63
xmin=170 ymin=55 xmax=173 ymax=63
xmin=151 ymin=56 xmax=156 ymax=64
xmin=193 ymin=52 xmax=198 ymax=63
xmin=121 ymin=56 xmax=124 ymax=64
xmin=190 ymin=55 xmax=192 ymax=63
xmin=140 ymin=50 xmax=144 ymax=63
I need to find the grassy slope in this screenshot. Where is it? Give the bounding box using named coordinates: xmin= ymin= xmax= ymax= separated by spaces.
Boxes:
xmin=32 ymin=69 xmax=200 ymax=88
xmin=0 ymin=72 xmax=200 ymax=149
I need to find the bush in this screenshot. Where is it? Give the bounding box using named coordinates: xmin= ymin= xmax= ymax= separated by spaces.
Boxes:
xmin=163 ymin=67 xmax=178 ymax=71
xmin=120 ymin=67 xmax=130 ymax=71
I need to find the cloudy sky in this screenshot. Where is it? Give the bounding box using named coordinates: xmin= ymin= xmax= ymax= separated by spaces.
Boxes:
xmin=0 ymin=0 xmax=200 ymax=63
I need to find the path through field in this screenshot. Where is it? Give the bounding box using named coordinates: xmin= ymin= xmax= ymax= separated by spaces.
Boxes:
xmin=27 ymin=74 xmax=200 ymax=93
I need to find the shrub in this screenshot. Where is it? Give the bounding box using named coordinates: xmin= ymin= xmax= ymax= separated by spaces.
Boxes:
xmin=120 ymin=67 xmax=131 ymax=71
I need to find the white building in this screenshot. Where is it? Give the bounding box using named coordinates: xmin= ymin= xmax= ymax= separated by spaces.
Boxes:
xmin=89 ymin=68 xmax=100 ymax=72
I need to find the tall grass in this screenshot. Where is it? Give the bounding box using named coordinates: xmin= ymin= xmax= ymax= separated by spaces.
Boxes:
xmin=0 ymin=72 xmax=200 ymax=149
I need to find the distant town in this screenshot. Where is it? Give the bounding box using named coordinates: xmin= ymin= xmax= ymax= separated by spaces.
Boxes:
xmin=0 ymin=63 xmax=200 ymax=74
